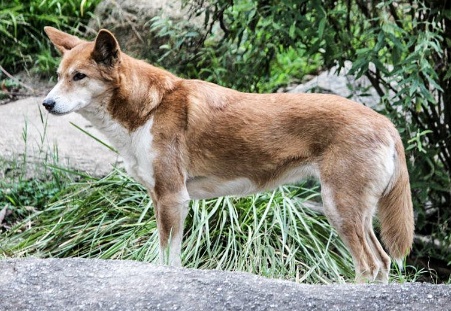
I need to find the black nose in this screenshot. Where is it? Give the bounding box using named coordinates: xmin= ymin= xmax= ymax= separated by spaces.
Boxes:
xmin=42 ymin=98 xmax=55 ymax=111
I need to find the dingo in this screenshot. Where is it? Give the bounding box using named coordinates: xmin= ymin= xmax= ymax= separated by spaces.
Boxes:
xmin=43 ymin=27 xmax=414 ymax=283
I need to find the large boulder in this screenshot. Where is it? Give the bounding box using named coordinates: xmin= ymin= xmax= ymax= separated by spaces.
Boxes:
xmin=1 ymin=258 xmax=451 ymax=310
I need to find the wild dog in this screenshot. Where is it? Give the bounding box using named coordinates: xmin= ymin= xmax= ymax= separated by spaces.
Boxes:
xmin=43 ymin=27 xmax=414 ymax=283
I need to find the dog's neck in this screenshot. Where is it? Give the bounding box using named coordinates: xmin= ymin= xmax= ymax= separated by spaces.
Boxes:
xmin=80 ymin=54 xmax=178 ymax=134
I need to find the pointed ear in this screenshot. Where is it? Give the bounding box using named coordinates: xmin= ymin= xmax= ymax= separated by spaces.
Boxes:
xmin=44 ymin=26 xmax=83 ymax=54
xmin=91 ymin=29 xmax=120 ymax=67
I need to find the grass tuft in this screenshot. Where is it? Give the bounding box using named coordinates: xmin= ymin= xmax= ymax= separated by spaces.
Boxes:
xmin=1 ymin=164 xmax=425 ymax=283
xmin=2 ymin=168 xmax=356 ymax=283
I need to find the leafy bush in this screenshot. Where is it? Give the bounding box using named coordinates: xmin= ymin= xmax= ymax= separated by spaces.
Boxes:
xmin=150 ymin=4 xmax=322 ymax=92
xmin=0 ymin=0 xmax=100 ymax=76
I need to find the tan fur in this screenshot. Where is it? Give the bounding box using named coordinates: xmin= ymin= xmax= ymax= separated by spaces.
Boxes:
xmin=43 ymin=27 xmax=414 ymax=282
xmin=378 ymin=138 xmax=414 ymax=259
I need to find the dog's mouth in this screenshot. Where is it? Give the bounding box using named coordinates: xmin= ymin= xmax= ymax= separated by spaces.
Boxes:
xmin=43 ymin=105 xmax=72 ymax=116
xmin=42 ymin=99 xmax=78 ymax=116
xmin=48 ymin=109 xmax=72 ymax=116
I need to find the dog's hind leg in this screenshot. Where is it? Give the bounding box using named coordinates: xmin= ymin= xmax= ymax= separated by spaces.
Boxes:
xmin=321 ymin=182 xmax=384 ymax=283
xmin=364 ymin=211 xmax=391 ymax=283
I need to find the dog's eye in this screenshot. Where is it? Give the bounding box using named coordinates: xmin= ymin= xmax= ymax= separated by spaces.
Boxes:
xmin=73 ymin=72 xmax=86 ymax=81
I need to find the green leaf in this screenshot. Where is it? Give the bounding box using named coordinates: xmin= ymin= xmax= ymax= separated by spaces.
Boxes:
xmin=318 ymin=18 xmax=326 ymax=39
xmin=289 ymin=21 xmax=296 ymax=39
xmin=444 ymin=67 xmax=451 ymax=81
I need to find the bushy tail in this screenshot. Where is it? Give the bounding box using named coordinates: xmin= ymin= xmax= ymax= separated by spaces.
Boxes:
xmin=378 ymin=139 xmax=414 ymax=261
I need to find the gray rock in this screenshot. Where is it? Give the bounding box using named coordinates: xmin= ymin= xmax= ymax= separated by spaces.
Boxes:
xmin=1 ymin=258 xmax=450 ymax=310
xmin=285 ymin=61 xmax=383 ymax=108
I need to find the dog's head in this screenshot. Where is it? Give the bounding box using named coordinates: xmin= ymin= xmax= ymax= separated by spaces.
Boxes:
xmin=43 ymin=27 xmax=120 ymax=115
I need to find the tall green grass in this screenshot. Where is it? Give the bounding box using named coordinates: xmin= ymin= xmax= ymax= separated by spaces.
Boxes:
xmin=2 ymin=167 xmax=357 ymax=283
xmin=0 ymin=105 xmax=79 ymax=231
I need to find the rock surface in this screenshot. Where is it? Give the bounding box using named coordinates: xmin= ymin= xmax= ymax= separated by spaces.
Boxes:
xmin=0 ymin=258 xmax=450 ymax=311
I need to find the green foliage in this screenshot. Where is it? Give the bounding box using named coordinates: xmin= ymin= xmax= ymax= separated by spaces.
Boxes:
xmin=150 ymin=2 xmax=322 ymax=92
xmin=0 ymin=0 xmax=100 ymax=76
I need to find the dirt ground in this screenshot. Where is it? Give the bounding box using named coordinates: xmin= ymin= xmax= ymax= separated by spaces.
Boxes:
xmin=0 ymin=96 xmax=121 ymax=176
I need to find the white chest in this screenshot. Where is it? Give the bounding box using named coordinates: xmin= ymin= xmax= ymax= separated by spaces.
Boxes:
xmin=119 ymin=119 xmax=156 ymax=189
xmin=80 ymin=108 xmax=156 ymax=189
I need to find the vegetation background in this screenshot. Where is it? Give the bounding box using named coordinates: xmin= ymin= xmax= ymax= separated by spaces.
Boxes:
xmin=0 ymin=0 xmax=450 ymax=283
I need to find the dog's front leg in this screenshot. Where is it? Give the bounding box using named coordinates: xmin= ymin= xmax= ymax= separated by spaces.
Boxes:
xmin=151 ymin=187 xmax=190 ymax=266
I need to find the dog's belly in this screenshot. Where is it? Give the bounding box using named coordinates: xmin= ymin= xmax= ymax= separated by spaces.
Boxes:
xmin=186 ymin=164 xmax=319 ymax=200
xmin=187 ymin=177 xmax=258 ymax=200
